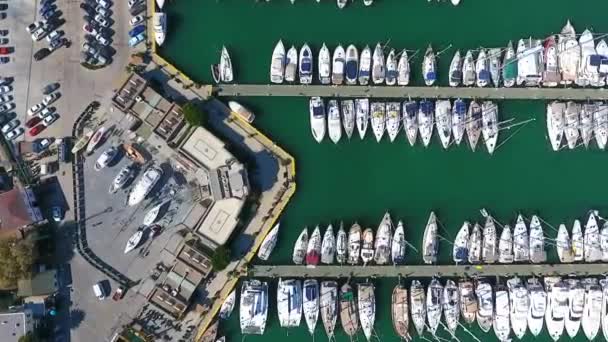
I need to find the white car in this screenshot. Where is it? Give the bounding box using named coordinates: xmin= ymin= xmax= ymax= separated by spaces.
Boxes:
xmin=1 ymin=120 xmax=18 ymax=134
xmin=43 ymin=113 xmax=59 ymax=126
xmin=95 ymin=34 xmax=110 ymax=46
xmin=31 ymin=27 xmax=47 ymax=41
xmin=26 ymin=21 xmax=43 ymax=33
xmin=27 ymin=103 xmax=45 ymax=116
xmin=94 ymin=147 xmax=118 ymax=171
xmin=42 ymin=92 xmax=59 ymax=106
xmin=0 ymin=103 xmax=12 ymax=113
xmin=38 ymin=107 xmax=54 ymax=118
xmin=94 ymin=15 xmax=109 ymax=27
xmin=127 ymin=0 xmax=140 ymax=8
xmin=45 ymin=30 xmax=62 ymax=43
xmin=0 ymin=95 xmax=12 ymax=104
xmin=0 ymin=86 xmax=11 ymax=94
xmin=96 ymin=0 xmax=111 ymax=9
xmin=5 ymin=127 xmax=24 ymax=140
xmin=130 ymin=15 xmax=144 ymax=26
xmin=96 ymin=6 xmax=110 ymax=16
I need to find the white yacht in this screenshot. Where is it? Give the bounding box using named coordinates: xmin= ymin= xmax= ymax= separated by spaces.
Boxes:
xmin=481 ymin=101 xmax=498 ymax=154
xmin=493 ymin=284 xmax=510 ymax=342
xmin=468 ymin=223 xmax=482 ymax=264
xmin=585 ymin=211 xmax=602 ymax=262
xmin=462 ymin=50 xmax=476 ymax=86
xmin=303 ymin=279 xmax=319 ymax=336
xmin=476 ymin=48 xmax=490 ymax=87
xmin=527 ymin=278 xmax=547 ymax=337
xmin=336 ymin=224 xmax=347 ymax=264
xmin=361 ymin=228 xmax=374 ymax=264
xmin=127 ymin=166 xmax=162 ymax=206
xmin=556 ymin=224 xmax=572 ymax=263
xmin=517 ymin=38 xmax=544 ymax=87
xmin=435 ymin=99 xmax=452 ymax=149
xmin=458 ymin=280 xmax=477 ymax=324
xmin=318 ymin=43 xmax=331 ymax=85
xmin=596 ymin=40 xmax=608 ymax=87
xmin=347 ymin=223 xmax=361 ymax=265
xmin=577 ymin=29 xmax=596 ymax=87
xmin=153 ymin=12 xmax=166 ymax=46
xmin=284 ymin=46 xmax=298 ymax=83
xmin=558 ymin=20 xmax=580 ymax=85
xmin=240 ymin=280 xmax=269 ymax=335
xmin=529 ymin=215 xmax=546 ymax=263
xmin=426 ymin=279 xmax=443 ymax=336
xmin=422 ymin=211 xmax=438 ymax=264
xmin=219 ymin=46 xmax=233 ymax=83
xmin=220 ymin=289 xmax=236 ymax=320
xmin=601 ymin=279 xmax=608 ymax=341
xmin=327 ymin=99 xmax=342 ymax=144
xmin=124 ymin=230 xmax=143 ymax=254
xmin=385 ymin=49 xmax=398 ymax=86
xmin=475 ymin=280 xmax=494 ymax=333
xmin=293 ymin=228 xmax=308 ymax=265
xmin=572 ymin=219 xmax=584 ymax=262
xmin=503 ymin=41 xmax=517 ymax=87
xmin=257 ymin=222 xmax=280 ymax=261
xmin=443 ymin=280 xmax=460 ymax=335
xmin=582 ymin=279 xmax=602 ymax=340
xmin=466 ymin=100 xmax=482 ymax=151
xmin=546 ymin=101 xmax=565 ymax=151
xmin=397 ymin=49 xmax=410 ymax=86
xmin=298 ymin=43 xmax=313 ymax=85
xmin=498 ymin=225 xmax=514 ymax=263
xmin=320 ymin=224 xmax=336 ymax=265
xmin=370 ymin=102 xmax=386 ymax=142
xmin=453 ymin=221 xmax=470 ymax=264
xmin=358 ymin=282 xmax=375 ymax=341
xmin=391 ymin=221 xmax=406 ymax=264
xmin=403 ymin=100 xmax=418 ymax=146
xmin=543 ymin=36 xmax=561 ymax=87
xmin=564 ymin=101 xmax=580 ymax=150
xmin=513 ymin=214 xmax=530 ymax=262
xmin=507 ymin=277 xmax=529 ymax=339
xmin=451 ymin=99 xmax=466 ymax=146
xmin=422 ymin=45 xmax=436 ymax=86
xmin=270 ymin=40 xmax=286 ymax=84
xmin=373 ymin=212 xmax=393 ymax=265
xmin=448 ymin=50 xmax=462 ymax=87
xmin=410 ymin=280 xmax=426 ymax=336
xmin=277 ymin=278 xmax=302 ymax=328
xmin=372 ymin=43 xmax=385 ymax=84
xmin=602 ymin=222 xmax=608 ymax=261
xmin=418 ymin=100 xmax=434 ymax=148
xmin=358 ymin=45 xmax=372 ymax=85
xmin=386 ymin=102 xmax=401 ymax=142
xmin=309 ymin=97 xmax=326 ymax=143
xmin=489 ymin=48 xmax=502 ymax=87
xmin=355 ymin=98 xmax=369 ymax=140
xmin=320 ymin=281 xmax=338 ymax=340
xmin=332 ymin=45 xmax=345 ymax=85
xmin=580 ymin=103 xmax=595 ymax=148
xmin=341 ymin=100 xmax=355 ymax=139
xmin=482 ymin=214 xmax=498 ymax=263
xmin=594 ymin=103 xmax=608 ymax=150
xmin=546 ymin=277 xmax=568 ymax=341
xmin=345 ymin=44 xmax=359 ymax=85
xmin=565 ymin=278 xmax=584 ymax=338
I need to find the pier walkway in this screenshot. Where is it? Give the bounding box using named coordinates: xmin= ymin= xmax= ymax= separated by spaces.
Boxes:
xmin=214 ymin=84 xmax=608 ymax=100
xmin=251 ymin=264 xmax=608 ymax=278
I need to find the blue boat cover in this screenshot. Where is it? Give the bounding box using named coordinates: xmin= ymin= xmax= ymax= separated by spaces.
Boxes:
xmin=425 ymin=72 xmax=437 ymax=81
xmin=479 ymin=70 xmax=490 ymax=80
xmin=359 ymin=70 xmax=369 ymax=76
xmin=590 ymin=54 xmax=602 ymax=67
xmin=421 ymin=101 xmax=434 ymax=114
xmin=345 ymin=61 xmax=357 ymax=79
xmin=456 ymin=101 xmax=467 ymax=113
xmin=450 ymin=70 xmax=463 ymax=80
xmin=301 ymin=59 xmax=312 ymax=73
xmin=454 ymin=248 xmax=468 ymax=261
xmin=405 ymin=102 xmax=418 ymax=115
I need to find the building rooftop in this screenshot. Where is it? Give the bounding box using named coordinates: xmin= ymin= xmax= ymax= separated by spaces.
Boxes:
xmin=0 ymin=187 xmax=44 ymax=239
xmin=180 ymin=127 xmax=233 ymax=171
xmin=112 ymin=73 xmax=147 ymax=112
xmin=177 ymin=242 xmax=212 ymax=278
xmin=155 ymin=104 xmax=185 ymax=141
xmin=196 ymin=197 xmax=244 ymax=248
xmin=0 ymin=309 xmax=34 ymax=342
xmin=17 ymin=270 xmax=58 ymax=297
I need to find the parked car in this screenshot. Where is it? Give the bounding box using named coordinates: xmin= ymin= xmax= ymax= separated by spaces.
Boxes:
xmin=94 ymin=15 xmax=109 ymax=27
xmin=130 ymin=15 xmax=144 ymax=26
xmin=0 ymin=95 xmax=12 ymax=103
xmin=95 ymin=6 xmax=110 ymax=17
xmin=0 ymin=57 xmax=9 ymax=64
xmin=130 ymin=4 xmax=145 ymax=16
xmin=25 ymin=116 xmax=41 ymax=128
xmin=26 ymin=22 xmax=42 ymax=33
xmin=112 ymin=286 xmax=125 ymax=301
xmin=27 ymin=103 xmax=45 ymax=116
xmin=43 ymin=92 xmax=60 ymax=106
xmin=45 ymin=30 xmax=63 ymax=43
xmin=0 ymin=4 xmax=7 ymax=11
xmin=0 ymin=38 xmax=7 ymax=45
xmin=34 ymin=48 xmax=51 ymax=61
xmin=82 ymin=24 xmax=97 ymax=35
xmin=0 ymin=103 xmax=12 ymax=113
xmin=43 ymin=113 xmax=59 ymax=126
xmin=127 ymin=0 xmax=140 ymax=8
xmin=29 ymin=124 xmax=45 ymax=136
xmin=95 ymin=34 xmax=110 ymax=46
xmin=80 ymin=3 xmax=94 ymax=13
xmin=0 ymin=86 xmax=11 ymax=94
xmin=49 ymin=37 xmax=66 ymax=51
xmin=39 ymin=3 xmax=56 ymax=15
xmin=128 ymin=25 xmax=145 ymax=37
xmin=51 ymin=206 xmax=63 ymax=222
xmin=0 ymin=47 xmax=9 ymax=55
xmin=128 ymin=33 xmax=145 ymax=48
xmin=31 ymin=27 xmax=47 ymax=41
xmin=42 ymin=9 xmax=57 ymax=21
xmin=42 ymin=83 xmax=59 ymax=95
xmin=96 ymin=0 xmax=111 ymax=8
xmin=38 ymin=107 xmax=54 ymax=118
xmin=1 ymin=120 xmax=18 ymax=134
xmin=0 ymin=30 xmax=8 ymax=37
xmin=5 ymin=127 xmax=24 ymax=140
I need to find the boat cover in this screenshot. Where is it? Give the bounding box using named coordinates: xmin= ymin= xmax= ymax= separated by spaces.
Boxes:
xmin=450 ymin=70 xmax=463 ymax=81
xmin=425 ymin=72 xmax=436 ymax=81
xmin=600 ymin=58 xmax=608 ymax=74
xmin=479 ymin=70 xmax=491 ymax=81
xmin=345 ymin=62 xmax=357 ymax=79
xmin=503 ymin=58 xmax=517 ymax=79
xmin=302 ymin=59 xmax=312 ymax=73
xmin=590 ymin=54 xmax=602 ymax=67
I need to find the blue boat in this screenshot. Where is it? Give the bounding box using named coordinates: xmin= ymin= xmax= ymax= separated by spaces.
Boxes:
xmin=299 ymin=44 xmax=313 ymax=85
xmin=345 ymin=44 xmax=358 ymax=85
xmin=422 ymin=45 xmax=436 ymax=86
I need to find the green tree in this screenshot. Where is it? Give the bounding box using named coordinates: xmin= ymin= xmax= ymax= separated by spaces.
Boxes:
xmin=18 ymin=331 xmax=38 ymax=342
xmin=182 ymin=102 xmax=207 ymax=127
xmin=0 ymin=237 xmax=36 ymax=289
xmin=211 ymin=245 xmax=230 ymax=271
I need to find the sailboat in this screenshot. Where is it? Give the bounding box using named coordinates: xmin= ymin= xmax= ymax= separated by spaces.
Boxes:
xmin=86 ymin=126 xmax=106 ymax=154
xmin=358 ymin=45 xmax=372 ymax=85
xmin=602 ymin=223 xmax=608 ymax=261
xmin=564 ymin=101 xmax=580 ymax=150
xmin=482 ymin=215 xmax=497 ymax=263
xmin=355 ymin=98 xmax=370 ymax=140
xmin=361 ymin=228 xmax=374 ymax=264
xmin=397 ymin=49 xmax=410 ymax=86
xmin=543 ymin=36 xmax=561 ymax=87
xmin=372 ymin=43 xmax=385 ymax=84
xmin=498 ymin=225 xmax=514 ymax=263
xmin=347 ymin=223 xmax=361 ymax=265
xmin=293 ymin=228 xmax=308 ymax=265
xmin=220 ymin=290 xmax=236 ymax=320
xmin=391 ymin=221 xmax=406 ymax=264
xmin=435 ymin=100 xmax=452 ymax=149
xmin=345 ymin=45 xmax=359 ymax=85
xmin=529 ymin=215 xmax=546 ymax=263
xmin=558 ymin=20 xmax=580 ymax=85
xmin=219 ymin=46 xmax=234 ymax=83
xmin=584 ymin=211 xmax=602 ymax=262
xmin=270 ymin=40 xmax=286 ymax=84
xmin=451 ymin=99 xmax=466 ymax=146
xmin=385 ymin=49 xmax=398 ymax=86
xmin=303 ymin=279 xmax=319 ymax=336
xmin=418 ymin=99 xmax=435 ymax=148
xmin=581 ymin=103 xmax=595 ymax=148
xmin=462 ymin=50 xmax=476 ymax=86
xmin=240 ymin=279 xmax=268 ymax=335
xmin=527 ymin=278 xmax=547 ymax=337
xmin=72 ymin=131 xmax=94 ymax=154
xmin=332 ymin=45 xmax=346 ymax=85
xmin=410 ymin=280 xmax=426 ymax=336
xmin=466 ymin=100 xmax=482 ymax=151
xmin=476 ymin=280 xmax=494 ymax=333
xmin=488 ymin=48 xmax=502 ymax=87
xmin=306 ymin=226 xmax=322 ymax=266
xmin=481 ymin=101 xmax=499 ymax=154
xmin=277 ymin=278 xmax=302 ymax=328
xmin=386 ymin=102 xmax=401 ymax=142
xmin=422 ymin=45 xmax=436 ymax=86
xmin=392 ymin=283 xmax=410 ymax=341
xmin=443 ymin=280 xmax=460 ymax=335
xmin=320 ymin=281 xmax=338 ymax=340
xmin=335 ymin=224 xmax=347 ymax=264
xmin=426 ymin=279 xmax=443 ymax=336
xmin=556 ymin=224 xmax=572 ymax=263
xmin=341 ymin=100 xmax=355 ymax=139
xmin=327 ymin=99 xmax=342 ymax=144
xmin=476 ymin=48 xmax=490 ymax=87
xmin=513 ymin=215 xmax=529 ymax=262
xmin=565 ymin=278 xmax=584 ymax=338
xmin=124 ymin=230 xmax=143 ymax=254
xmin=358 ymin=282 xmax=375 ymax=341
xmin=284 ymin=46 xmax=298 ymax=83
xmin=577 ymin=29 xmax=596 ymax=87
xmin=595 ymin=103 xmax=608 ymax=150
xmin=299 ymin=43 xmax=313 ymax=84
xmin=493 ymin=284 xmax=511 ymax=342
xmin=468 ymin=223 xmax=482 ymax=264
xmin=582 ymin=278 xmax=602 ymax=340
xmin=422 ymin=211 xmax=438 ymax=264
xmin=402 ymin=100 xmax=418 ymax=146
xmin=458 ymin=280 xmax=477 ymax=324
xmin=321 ymin=224 xmax=336 ymax=264
xmin=601 ymin=279 xmax=608 ymax=341
xmin=448 ymin=50 xmax=462 ymax=87
xmin=507 ymin=277 xmax=529 ymax=339
xmin=374 ymin=212 xmax=393 ymax=265
xmin=502 ymin=41 xmax=517 ymax=87
xmin=257 ymin=223 xmax=280 ymax=261
xmin=596 ymin=40 xmax=608 ymax=87
xmin=572 ymin=219 xmax=584 ymax=262
xmin=546 ymin=277 xmax=568 ymax=341
xmin=453 ymin=221 xmax=470 ymax=264
xmin=143 ymin=203 xmax=163 ymax=226
xmin=309 ymin=97 xmax=326 ymax=143
xmin=547 ymin=101 xmax=565 ymax=151
xmin=370 ymin=102 xmax=386 ymax=142
xmin=340 ymin=282 xmax=359 ymax=337
xmin=319 ymin=43 xmax=331 ymax=84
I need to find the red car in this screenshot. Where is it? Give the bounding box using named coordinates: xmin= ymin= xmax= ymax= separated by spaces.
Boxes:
xmin=0 ymin=47 xmax=9 ymax=55
xmin=112 ymin=286 xmax=125 ymax=301
xmin=25 ymin=116 xmax=41 ymax=128
xmin=29 ymin=124 xmax=45 ymax=136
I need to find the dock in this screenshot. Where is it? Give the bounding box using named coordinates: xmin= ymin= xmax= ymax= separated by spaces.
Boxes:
xmin=251 ymin=264 xmax=608 ymax=278
xmin=214 ymin=84 xmax=608 ymax=100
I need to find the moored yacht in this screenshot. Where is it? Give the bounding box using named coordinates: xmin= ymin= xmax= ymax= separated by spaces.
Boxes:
xmin=602 ymin=222 xmax=608 ymax=261
xmin=306 ymin=226 xmax=321 ymax=266
xmin=385 ymin=49 xmax=398 ymax=86
xmin=339 ymin=283 xmax=359 ymax=337
xmin=392 ymin=283 xmax=410 ymax=341
xmin=556 ymin=224 xmax=572 ymax=263
xmin=355 ymin=98 xmax=370 ymax=140
xmin=422 ymin=211 xmax=438 ymax=264
xmin=373 ymin=212 xmax=393 ymax=265
xmin=468 ymin=223 xmax=482 ymax=264
xmin=558 ymin=20 xmax=580 ymax=85
xmin=391 ymin=221 xmax=406 ymax=264
xmin=358 ymin=45 xmax=372 ymax=85
xmin=422 ymin=45 xmax=437 ymax=86
xmin=347 ymin=223 xmax=362 ymax=265
xmin=451 ymin=99 xmax=466 ymax=146
xmin=564 ymin=101 xmax=580 ymax=150
xmin=345 ymin=45 xmax=359 ymax=85
xmin=284 ymin=46 xmax=298 ymax=83
xmin=303 ymin=279 xmax=319 ymax=336
xmin=372 ymin=43 xmax=385 ymax=85
xmin=577 ymin=29 xmax=596 ymax=87
xmin=481 ymin=101 xmax=498 ymax=154
xmin=219 ymin=46 xmax=234 ymax=83
xmin=336 ymin=224 xmax=347 ymax=264
xmin=493 ymin=284 xmax=511 ymax=342
xmin=546 ymin=101 xmax=565 ymax=151
xmin=513 ymin=214 xmax=530 ymax=262
xmin=358 ymin=282 xmax=375 ymax=341
xmin=443 ymin=280 xmax=460 ymax=335
xmin=403 ymin=100 xmax=418 ymax=146
xmin=327 ymin=99 xmax=342 ymax=144
xmin=529 ymin=215 xmax=546 ymax=263
xmin=595 ymin=103 xmax=608 ymax=150
xmin=418 ymin=99 xmax=435 ymax=148
xmin=527 ymin=278 xmax=547 ymax=337
xmin=582 ymin=278 xmax=602 ymax=340
xmin=543 ymin=36 xmax=561 ymax=87
xmin=476 ymin=280 xmax=494 ymax=333
xmin=458 ymin=280 xmax=478 ymax=324
xmin=482 ymin=214 xmax=498 ymax=263
xmin=502 ymin=41 xmax=517 ymax=87
xmin=321 ymin=224 xmax=336 ymax=264
xmin=277 ymin=278 xmax=302 ymax=328
xmin=448 ymin=50 xmax=462 ymax=87
xmin=488 ymin=48 xmax=502 ymax=87
xmin=476 ymin=48 xmax=490 ymax=87
xmin=370 ymin=102 xmax=386 ymax=142
xmin=240 ymin=279 xmax=269 ymax=335
xmin=426 ymin=278 xmax=443 ymax=336
xmin=270 ymin=40 xmax=286 ymax=84
xmin=319 ymin=43 xmax=331 ymax=84
xmin=410 ymin=280 xmax=426 ymax=336
xmin=309 ymin=97 xmax=326 ymax=143
xmin=572 ymin=219 xmax=584 ymax=262
xmin=320 ymin=281 xmax=338 ymax=340
xmin=453 ymin=221 xmax=470 ymax=264
xmin=462 ymin=50 xmax=476 ymax=86
xmin=565 ymin=278 xmax=584 ymax=338
xmin=435 ymin=99 xmax=452 ymax=149
xmin=299 ymin=43 xmax=313 ymax=84
xmin=332 ymin=45 xmax=346 ymax=85
xmin=397 ymin=49 xmax=410 ymax=86
xmin=293 ymin=228 xmax=308 ymax=265
xmin=507 ymin=277 xmax=529 ymax=339
xmin=585 ymin=211 xmax=602 ymax=262
xmin=257 ymin=222 xmax=280 ymax=261
xmin=153 ymin=12 xmax=166 ymax=46
xmin=498 ymin=225 xmax=514 ymax=263
xmin=386 ymin=102 xmax=401 ymax=142
xmin=580 ymin=103 xmax=595 ymax=148
xmin=466 ymin=100 xmax=482 ymax=151
xmin=361 ymin=228 xmax=374 ymax=264
xmin=341 ymin=100 xmax=355 ymax=139
xmin=546 ymin=277 xmax=568 ymax=341
xmin=601 ymin=279 xmax=608 ymax=341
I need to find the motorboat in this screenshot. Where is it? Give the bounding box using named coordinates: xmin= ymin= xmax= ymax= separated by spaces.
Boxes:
xmin=347 ymin=223 xmax=361 ymax=265
xmin=493 ymin=284 xmax=511 ymax=342
xmin=385 ymin=102 xmax=401 ymax=142
xmin=385 ymin=49 xmax=398 ymax=86
xmin=435 ymin=99 xmax=452 ymax=149
xmin=257 ymin=222 xmax=280 ymax=261
xmin=481 ymin=101 xmax=498 ymax=154
xmin=373 ymin=212 xmax=393 ymax=265
xmin=453 ymin=221 xmax=470 ymax=264
xmin=370 ymin=102 xmax=386 ymax=142
xmin=558 ymin=20 xmax=580 ymax=85
xmin=577 ymin=29 xmax=596 ymax=87
xmin=341 ymin=100 xmax=355 ymax=139
xmin=124 ymin=230 xmax=143 ymax=254
xmin=392 ymin=283 xmax=410 ymax=340
xmin=153 ymin=12 xmax=166 ymax=46
xmin=319 ymin=43 xmax=331 ymax=84
xmin=513 ymin=214 xmax=530 ymax=262
xmin=345 ymin=44 xmax=359 ymax=85
xmin=337 ymin=0 xmax=348 ymax=9
xmin=546 ymin=101 xmax=565 ymax=151
xmin=565 ymin=278 xmax=584 ymax=338
xmin=410 ymin=280 xmax=426 ymax=336
xmin=507 ymin=277 xmax=529 ymax=339
xmin=502 ymin=41 xmax=517 ymax=87
xmin=320 ymin=281 xmax=338 ymax=340
xmin=564 ymin=101 xmax=580 ymax=149
xmin=142 ymin=202 xmax=163 ymax=226
xmin=220 ymin=289 xmax=236 ymax=320
xmin=355 ymin=98 xmax=369 ymax=140
xmin=293 ymin=228 xmax=308 ymax=265
xmin=595 ymin=103 xmax=608 ymax=150
xmin=391 ymin=221 xmax=406 ymax=264
xmin=466 ymin=100 xmax=482 ymax=151
xmin=372 ymin=43 xmax=385 ymax=84
xmin=476 ymin=280 xmax=494 ymax=333
xmin=602 ymin=223 xmax=608 ymax=261
xmin=332 ymin=45 xmax=345 ymax=85
xmin=363 ymin=0 xmax=373 ymax=5
xmin=270 ymin=40 xmax=286 ymax=84
xmin=358 ymin=45 xmax=372 ymax=85
xmin=284 ymin=46 xmax=298 ymax=83
xmin=94 ymin=146 xmax=118 ymax=171
xmin=72 ymin=131 xmax=94 ymax=154
xmin=462 ymin=50 xmax=476 ymax=86
xmin=403 ymin=100 xmax=418 ymax=146
xmin=476 ymin=48 xmax=490 ymax=87
xmin=581 ymin=103 xmax=596 ymax=148
xmin=448 ymin=50 xmax=462 ymax=87
xmin=127 ymin=166 xmax=162 ymax=206
xmin=572 ymin=219 xmax=584 ymax=262
xmin=156 ymin=0 xmax=165 ymax=8
xmin=109 ymin=163 xmax=135 ymax=193
xmin=527 ymin=278 xmax=546 ymax=337
xmin=583 ymin=279 xmax=602 ymax=340
xmin=306 ymin=226 xmax=321 ymax=266
xmin=309 ymin=97 xmax=326 ymax=143
xmin=240 ymin=279 xmax=268 ymax=335
xmin=397 ymin=49 xmax=410 ymax=86
xmin=321 ymin=224 xmax=336 ymax=264
xmin=358 ymin=282 xmax=375 ymax=341
xmin=339 ymin=283 xmax=359 ymax=337
xmin=498 ymin=225 xmax=514 ymax=263
xmin=517 ymin=38 xmax=544 ymax=87
xmin=468 ymin=223 xmax=482 ymax=264
xmin=482 ymin=214 xmax=497 ymax=263
xmin=299 ymin=43 xmax=313 ymax=84
xmin=219 ymin=46 xmax=233 ymax=83
xmin=422 ymin=211 xmax=438 ymax=264
xmin=327 ymin=99 xmax=342 ymax=144
xmin=529 ymin=215 xmax=546 ymax=263
xmin=556 ymin=224 xmax=572 ymax=263
xmin=488 ymin=48 xmax=502 ymax=87
xmin=601 ymin=279 xmax=608 ymax=341
xmin=303 ymin=279 xmax=319 ymax=335
xmin=543 ymin=36 xmax=561 ymax=87
xmin=546 ymin=277 xmax=568 ymax=341
xmin=422 ymin=45 xmax=436 ymax=86
xmin=443 ymin=279 xmax=460 ymax=335
xmin=458 ymin=280 xmax=477 ymax=324
xmin=596 ymin=40 xmax=608 ymax=87
xmin=228 ymin=101 xmax=255 ymax=123
xmin=86 ymin=126 xmax=106 ymax=154
xmin=418 ymin=100 xmax=434 ymax=148
xmin=426 ymin=278 xmax=443 ymax=335
xmin=451 ymin=99 xmax=466 ymax=146
xmin=584 ymin=211 xmax=602 ymax=262
xmin=361 ymin=228 xmax=374 ymax=264
xmin=277 ymin=278 xmax=302 ymax=328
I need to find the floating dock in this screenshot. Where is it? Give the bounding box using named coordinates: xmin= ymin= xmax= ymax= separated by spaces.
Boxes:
xmin=251 ymin=264 xmax=608 ymax=278
xmin=214 ymin=84 xmax=608 ymax=100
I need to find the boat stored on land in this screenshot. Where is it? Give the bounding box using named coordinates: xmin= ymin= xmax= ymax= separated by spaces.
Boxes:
xmin=124 ymin=230 xmax=143 ymax=254
xmin=127 ymin=166 xmax=162 ymax=206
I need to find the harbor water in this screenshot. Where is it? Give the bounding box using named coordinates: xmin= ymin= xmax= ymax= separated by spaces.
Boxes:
xmin=160 ymin=1 xmax=608 ymax=341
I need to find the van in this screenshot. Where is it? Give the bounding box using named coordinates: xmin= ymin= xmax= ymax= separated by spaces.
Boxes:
xmin=93 ymin=282 xmax=105 ymax=300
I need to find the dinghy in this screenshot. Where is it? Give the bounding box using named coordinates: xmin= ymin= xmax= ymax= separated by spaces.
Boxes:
xmin=595 ymin=103 xmax=608 ymax=150
xmin=488 ymin=48 xmax=502 ymax=87
xmin=321 ymin=224 xmax=336 ymax=264
xmin=572 ymin=219 xmax=584 ymax=262
xmin=547 ymin=101 xmax=565 ymax=151
xmin=374 ymin=212 xmax=393 ymax=265
xmin=507 ymin=277 xmax=529 ymax=339
xmin=341 ymin=100 xmax=355 ymax=139
xmin=498 ymin=225 xmax=514 ymax=263
xmin=422 ymin=45 xmax=436 ymax=86
xmin=410 ymin=280 xmax=426 ymax=336
xmin=481 ymin=101 xmax=499 ymax=154
xmin=448 ymin=50 xmax=462 ymax=87
xmin=309 ymin=97 xmax=326 ymax=143
xmin=358 ymin=282 xmax=375 ymax=341
xmin=422 ymin=211 xmax=438 ymax=264
xmin=270 ymin=40 xmax=286 ymax=84
xmin=391 ymin=221 xmax=406 ymax=264
xmin=332 ymin=45 xmax=346 ymax=85
xmin=580 ymin=103 xmax=595 ymax=148
xmin=358 ymin=45 xmax=372 ymax=85
xmin=426 ymin=279 xmax=443 ymax=335
xmin=347 ymin=223 xmax=362 ymax=265
xmin=319 ymin=43 xmax=331 ymax=84
xmin=418 ymin=100 xmax=435 ymax=148
xmin=527 ymin=278 xmax=547 ymax=337
xmin=361 ymin=228 xmax=374 ymax=264
xmin=284 ymin=46 xmax=298 ymax=83
xmin=493 ymin=284 xmax=511 ymax=342
xmin=462 ymin=50 xmax=476 ymax=86
xmin=435 ymin=100 xmax=452 ymax=149
xmin=513 ymin=215 xmax=529 ymax=262
xmin=293 ymin=228 xmax=308 ymax=265
xmin=306 ymin=226 xmax=321 ymax=266
xmin=403 ymin=100 xmax=418 ymax=146
xmin=370 ymin=102 xmax=386 ymax=142
xmin=355 ymin=98 xmax=370 ymax=140
xmin=458 ymin=280 xmax=477 ymax=324
xmin=564 ymin=101 xmax=580 ymax=149
xmin=372 ymin=43 xmax=385 ymax=84
xmin=468 ymin=223 xmax=482 ymax=264
xmin=345 ymin=44 xmax=359 ymax=85
xmin=476 ymin=48 xmax=490 ymax=87
xmin=556 ymin=224 xmax=572 ymax=263
xmin=320 ymin=281 xmax=338 ymax=340
xmin=583 ymin=279 xmax=602 ymax=340
xmin=443 ymin=279 xmax=460 ymax=335
xmin=124 ymin=230 xmax=143 ymax=254
xmin=565 ymin=278 xmax=584 ymax=338
xmin=451 ymin=98 xmax=466 ymax=146
xmin=502 ymin=41 xmax=517 ymax=87
xmin=476 ymin=280 xmax=494 ymax=333
xmin=466 ymin=100 xmax=482 ymax=151
xmin=385 ymin=49 xmax=398 ymax=86
xmin=385 ymin=102 xmax=401 ymax=142
xmin=303 ymin=279 xmax=319 ymax=335
xmin=529 ymin=215 xmax=546 ymax=263
xmin=258 ymin=223 xmax=280 ymax=261
xmin=299 ymin=43 xmax=313 ymax=84
xmin=340 ymin=283 xmax=359 ymax=337
xmin=397 ymin=49 xmax=410 ymax=86
xmin=392 ymin=283 xmax=410 ymax=340
xmin=327 ymin=99 xmax=342 ymax=144
xmin=482 ymin=214 xmax=497 ymax=263
xmin=585 ymin=211 xmax=602 ymax=262
xmin=336 ymin=224 xmax=347 ymax=264
xmin=277 ymin=278 xmax=302 ymax=328
xmin=453 ymin=221 xmax=470 ymax=264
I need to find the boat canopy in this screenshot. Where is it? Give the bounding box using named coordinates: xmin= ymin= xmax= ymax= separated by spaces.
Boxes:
xmin=301 ymin=59 xmax=312 ymax=73
xmin=450 ymin=70 xmax=462 ymax=82
xmin=479 ymin=70 xmax=491 ymax=81
xmin=425 ymin=72 xmax=437 ymax=81
xmin=454 ymin=248 xmax=468 ymax=261
xmin=590 ymin=54 xmax=602 ymax=67
xmin=600 ymin=58 xmax=608 ymax=74
xmin=421 ymin=101 xmax=434 ymax=113
xmin=345 ymin=62 xmax=357 ymax=79
xmin=405 ymin=102 xmax=418 ymax=114
xmin=503 ymin=58 xmax=517 ymax=79
xmin=455 ymin=101 xmax=466 ymax=113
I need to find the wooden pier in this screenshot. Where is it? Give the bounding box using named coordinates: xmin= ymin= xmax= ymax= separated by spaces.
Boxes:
xmin=214 ymin=84 xmax=608 ymax=100
xmin=250 ymin=264 xmax=608 ymax=278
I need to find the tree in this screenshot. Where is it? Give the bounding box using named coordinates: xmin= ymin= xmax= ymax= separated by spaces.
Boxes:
xmin=182 ymin=102 xmax=207 ymax=127
xmin=211 ymin=245 xmax=230 ymax=271
xmin=18 ymin=332 xmax=38 ymax=342
xmin=0 ymin=237 xmax=36 ymax=289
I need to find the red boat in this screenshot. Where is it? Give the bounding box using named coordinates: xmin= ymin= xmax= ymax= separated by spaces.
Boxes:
xmin=306 ymin=226 xmax=321 ymax=265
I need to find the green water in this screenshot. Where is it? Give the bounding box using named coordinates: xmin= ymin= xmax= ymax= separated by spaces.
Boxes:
xmin=160 ymin=1 xmax=608 ymax=341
